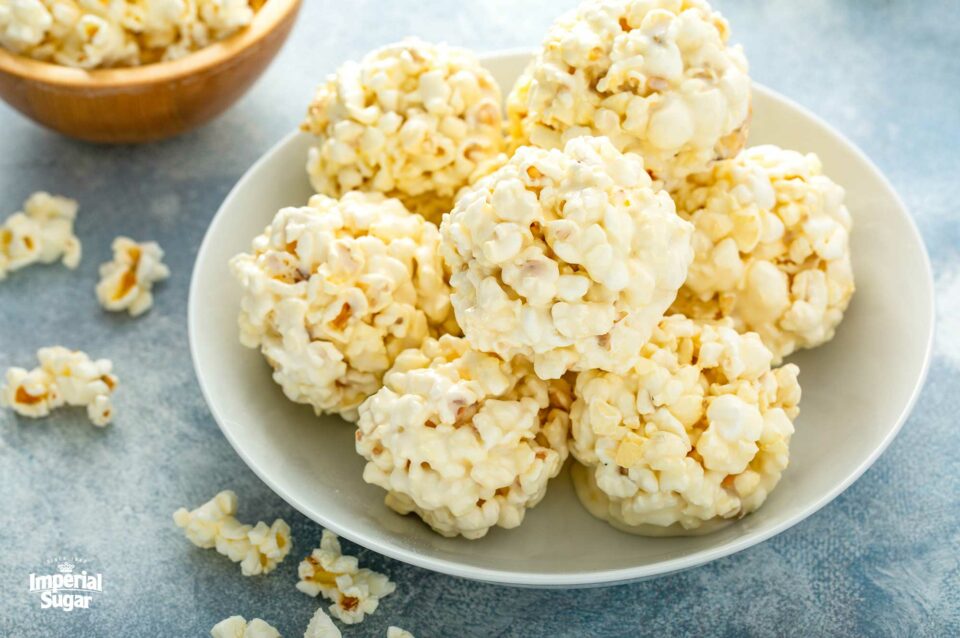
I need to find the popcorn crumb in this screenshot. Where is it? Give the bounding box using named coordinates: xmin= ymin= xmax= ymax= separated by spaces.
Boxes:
xmin=356 ymin=335 xmax=572 ymax=539
xmin=96 ymin=237 xmax=170 ymax=317
xmin=303 ymin=38 xmax=506 ymax=222
xmin=440 ymin=135 xmax=693 ymax=379
xmin=671 ymin=145 xmax=855 ymax=361
xmin=0 ymin=0 xmax=260 ymax=69
xmin=303 ymin=608 xmax=341 ymax=638
xmin=571 ymin=314 xmax=800 ymax=533
xmin=173 ymin=491 xmax=292 ymax=576
xmin=210 ymin=615 xmax=281 ymax=638
xmin=0 ymin=191 xmax=81 ymax=280
xmin=507 ymin=0 xmax=751 ymax=187
xmin=0 ymin=347 xmax=117 ymax=426
xmin=230 ymin=191 xmax=455 ymax=421
xmin=297 ymin=530 xmax=396 ymax=626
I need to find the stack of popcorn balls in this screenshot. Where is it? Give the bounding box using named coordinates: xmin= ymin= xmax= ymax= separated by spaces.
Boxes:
xmin=232 ymin=0 xmax=854 ymax=538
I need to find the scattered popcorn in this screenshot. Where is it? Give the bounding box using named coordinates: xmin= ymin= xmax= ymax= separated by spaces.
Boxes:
xmin=440 ymin=136 xmax=693 ymax=380
xmin=296 ymin=530 xmax=360 ymax=599
xmin=356 ymin=335 xmax=572 ymax=539
xmin=507 ymin=0 xmax=751 ymax=187
xmin=210 ymin=615 xmax=281 ymax=638
xmin=0 ymin=191 xmax=80 ymax=280
xmin=671 ymin=145 xmax=855 ymax=361
xmin=570 ymin=314 xmax=801 ymax=533
xmin=96 ymin=237 xmax=170 ymax=317
xmin=0 ymin=346 xmax=117 ymax=426
xmin=303 ymin=608 xmax=341 ymax=638
xmin=303 ymin=38 xmax=506 ymax=222
xmin=327 ymin=567 xmax=396 ymax=625
xmin=230 ymin=191 xmax=456 ymax=421
xmin=173 ymin=491 xmax=292 ymax=576
xmin=297 ymin=530 xmax=396 ymax=626
xmin=0 ymin=0 xmax=262 ymax=69
xmin=387 ymin=629 xmax=414 ymax=638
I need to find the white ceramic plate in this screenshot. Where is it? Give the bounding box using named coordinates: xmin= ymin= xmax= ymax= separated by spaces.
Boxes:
xmin=189 ymin=51 xmax=934 ymax=587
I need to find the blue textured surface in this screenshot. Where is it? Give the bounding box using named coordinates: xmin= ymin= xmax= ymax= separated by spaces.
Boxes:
xmin=1 ymin=1 xmax=958 ymax=636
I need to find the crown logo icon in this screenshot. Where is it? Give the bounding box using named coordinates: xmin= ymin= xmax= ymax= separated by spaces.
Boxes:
xmin=57 ymin=561 xmax=75 ymax=574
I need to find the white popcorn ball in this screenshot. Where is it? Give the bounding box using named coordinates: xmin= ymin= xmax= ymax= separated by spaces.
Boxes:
xmin=357 ymin=335 xmax=572 ymax=539
xmin=304 ymin=608 xmax=342 ymax=638
xmin=507 ymin=0 xmax=751 ymax=187
xmin=230 ymin=191 xmax=456 ymax=422
xmin=0 ymin=347 xmax=117 ymax=426
xmin=0 ymin=191 xmax=81 ymax=280
xmin=303 ymin=38 xmax=506 ymax=222
xmin=173 ymin=491 xmax=292 ymax=576
xmin=671 ymin=145 xmax=855 ymax=361
xmin=440 ymin=136 xmax=693 ymax=380
xmin=570 ymin=314 xmax=800 ymax=534
xmin=210 ymin=616 xmax=281 ymax=638
xmin=96 ymin=237 xmax=170 ymax=317
xmin=0 ymin=0 xmax=260 ymax=68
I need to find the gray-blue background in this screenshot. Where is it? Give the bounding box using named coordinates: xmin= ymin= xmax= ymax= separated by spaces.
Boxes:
xmin=1 ymin=1 xmax=958 ymax=636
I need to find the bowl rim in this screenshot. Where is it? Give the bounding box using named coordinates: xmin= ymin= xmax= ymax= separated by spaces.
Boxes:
xmin=0 ymin=0 xmax=301 ymax=88
xmin=188 ymin=54 xmax=936 ymax=588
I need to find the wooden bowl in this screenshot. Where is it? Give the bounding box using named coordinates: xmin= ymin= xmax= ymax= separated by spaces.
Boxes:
xmin=0 ymin=0 xmax=302 ymax=144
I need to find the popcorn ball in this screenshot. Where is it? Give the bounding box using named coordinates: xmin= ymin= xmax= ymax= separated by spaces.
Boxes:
xmin=230 ymin=191 xmax=455 ymax=421
xmin=96 ymin=237 xmax=170 ymax=317
xmin=0 ymin=0 xmax=261 ymax=69
xmin=507 ymin=0 xmax=751 ymax=186
xmin=173 ymin=490 xmax=292 ymax=576
xmin=303 ymin=38 xmax=506 ymax=222
xmin=356 ymin=335 xmax=572 ymax=539
xmin=670 ymin=145 xmax=855 ymax=361
xmin=440 ymin=135 xmax=693 ymax=380
xmin=297 ymin=530 xmax=396 ymax=626
xmin=210 ymin=616 xmax=281 ymax=638
xmin=0 ymin=191 xmax=80 ymax=280
xmin=1 ymin=346 xmax=117 ymax=426
xmin=570 ymin=315 xmax=800 ymax=533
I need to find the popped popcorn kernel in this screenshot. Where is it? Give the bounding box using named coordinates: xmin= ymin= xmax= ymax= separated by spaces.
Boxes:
xmin=297 ymin=530 xmax=396 ymax=626
xmin=328 ymin=567 xmax=396 ymax=625
xmin=296 ymin=530 xmax=359 ymax=599
xmin=570 ymin=314 xmax=800 ymax=533
xmin=210 ymin=615 xmax=281 ymax=638
xmin=356 ymin=335 xmax=572 ymax=539
xmin=507 ymin=0 xmax=751 ymax=187
xmin=440 ymin=136 xmax=693 ymax=379
xmin=0 ymin=0 xmax=260 ymax=69
xmin=303 ymin=38 xmax=506 ymax=222
xmin=230 ymin=191 xmax=456 ymax=421
xmin=0 ymin=191 xmax=80 ymax=280
xmin=96 ymin=237 xmax=170 ymax=317
xmin=671 ymin=145 xmax=855 ymax=360
xmin=0 ymin=347 xmax=117 ymax=426
xmin=304 ymin=608 xmax=341 ymax=638
xmin=173 ymin=491 xmax=292 ymax=576
xmin=387 ymin=628 xmax=414 ymax=638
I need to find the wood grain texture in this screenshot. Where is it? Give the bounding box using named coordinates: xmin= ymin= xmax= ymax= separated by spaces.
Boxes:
xmin=0 ymin=0 xmax=301 ymax=144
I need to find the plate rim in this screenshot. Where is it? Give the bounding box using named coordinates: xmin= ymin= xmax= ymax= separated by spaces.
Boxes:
xmin=188 ymin=51 xmax=936 ymax=588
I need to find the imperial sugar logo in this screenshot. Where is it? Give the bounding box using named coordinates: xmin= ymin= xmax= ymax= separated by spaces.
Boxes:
xmin=28 ymin=556 xmax=103 ymax=612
